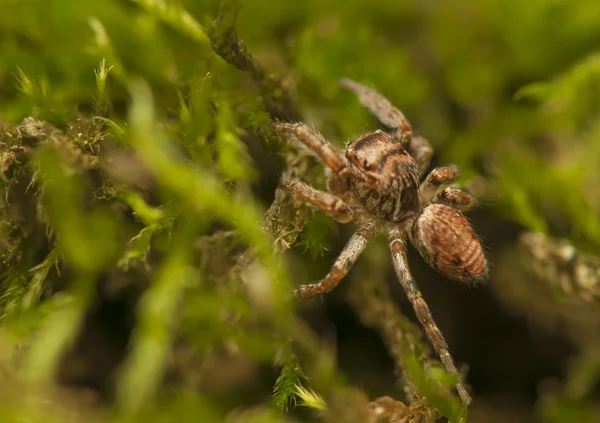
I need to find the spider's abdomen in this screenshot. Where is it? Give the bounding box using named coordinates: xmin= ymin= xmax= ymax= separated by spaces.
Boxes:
xmin=410 ymin=204 xmax=487 ymax=281
xmin=345 ymin=130 xmax=420 ymax=222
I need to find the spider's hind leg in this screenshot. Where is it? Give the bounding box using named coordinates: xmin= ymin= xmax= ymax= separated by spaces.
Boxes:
xmin=388 ymin=225 xmax=472 ymax=404
xmin=295 ymin=222 xmax=378 ymax=298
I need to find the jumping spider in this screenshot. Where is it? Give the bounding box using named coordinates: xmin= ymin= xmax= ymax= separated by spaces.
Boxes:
xmin=273 ymin=79 xmax=488 ymax=405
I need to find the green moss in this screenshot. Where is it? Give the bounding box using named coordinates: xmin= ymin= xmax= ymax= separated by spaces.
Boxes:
xmin=1 ymin=0 xmax=600 ymax=422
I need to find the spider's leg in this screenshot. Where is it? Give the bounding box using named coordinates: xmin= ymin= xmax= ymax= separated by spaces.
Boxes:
xmin=388 ymin=225 xmax=472 ymax=405
xmin=432 ymin=187 xmax=477 ymax=212
xmin=408 ymin=136 xmax=433 ymax=178
xmin=340 ymin=78 xmax=433 ymax=175
xmin=420 ymin=165 xmax=460 ymax=205
xmin=273 ymin=123 xmax=350 ymax=190
xmin=340 ymin=78 xmax=413 ymax=144
xmin=285 ymin=179 xmax=356 ymax=223
xmin=295 ymin=222 xmax=378 ymax=298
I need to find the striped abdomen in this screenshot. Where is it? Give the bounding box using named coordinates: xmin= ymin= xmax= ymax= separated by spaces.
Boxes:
xmin=410 ymin=204 xmax=487 ymax=282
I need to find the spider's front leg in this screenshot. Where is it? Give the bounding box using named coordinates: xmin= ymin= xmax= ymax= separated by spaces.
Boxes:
xmin=295 ymin=222 xmax=379 ymax=299
xmin=340 ymin=78 xmax=433 ymax=176
xmin=388 ymin=225 xmax=472 ymax=405
xmin=340 ymin=78 xmax=413 ymax=143
xmin=284 ymin=179 xmax=356 ymax=223
xmin=273 ymin=122 xmax=350 ymax=192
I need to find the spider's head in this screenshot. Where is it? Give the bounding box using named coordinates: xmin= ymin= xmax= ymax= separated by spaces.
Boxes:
xmin=345 ymin=130 xmax=420 ymax=222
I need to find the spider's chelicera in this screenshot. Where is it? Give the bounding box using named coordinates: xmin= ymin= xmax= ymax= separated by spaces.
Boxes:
xmin=274 ymin=78 xmax=488 ymax=405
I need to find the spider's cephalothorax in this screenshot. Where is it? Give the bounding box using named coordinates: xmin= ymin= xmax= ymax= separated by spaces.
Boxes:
xmin=273 ymin=78 xmax=489 ymax=405
xmin=345 ymin=131 xmax=420 ymax=222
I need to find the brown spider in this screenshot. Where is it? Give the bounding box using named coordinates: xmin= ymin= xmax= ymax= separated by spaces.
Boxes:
xmin=273 ymin=78 xmax=488 ymax=405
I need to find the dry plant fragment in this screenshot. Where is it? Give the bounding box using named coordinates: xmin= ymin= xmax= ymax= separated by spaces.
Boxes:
xmin=519 ymin=232 xmax=600 ymax=302
xmin=209 ymin=0 xmax=299 ymax=121
xmin=370 ymin=396 xmax=438 ymax=423
xmin=274 ymin=79 xmax=490 ymax=405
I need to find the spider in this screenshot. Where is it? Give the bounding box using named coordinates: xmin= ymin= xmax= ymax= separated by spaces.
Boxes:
xmin=273 ymin=78 xmax=488 ymax=405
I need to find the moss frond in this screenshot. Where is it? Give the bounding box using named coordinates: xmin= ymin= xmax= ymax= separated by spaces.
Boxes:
xmin=272 ymin=352 xmax=306 ymax=412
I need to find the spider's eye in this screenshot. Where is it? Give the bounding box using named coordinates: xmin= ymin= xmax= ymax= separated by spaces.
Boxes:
xmin=363 ymin=160 xmax=374 ymax=171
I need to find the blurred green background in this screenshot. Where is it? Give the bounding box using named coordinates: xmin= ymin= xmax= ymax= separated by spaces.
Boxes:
xmin=1 ymin=0 xmax=600 ymax=422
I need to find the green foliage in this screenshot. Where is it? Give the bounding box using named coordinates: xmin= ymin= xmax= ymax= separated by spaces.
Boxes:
xmin=404 ymin=352 xmax=466 ymax=423
xmin=35 ymin=146 xmax=120 ymax=273
xmin=273 ymin=352 xmax=308 ymax=412
xmin=296 ymin=213 xmax=336 ymax=258
xmin=294 ymin=384 xmax=326 ymax=411
xmin=116 ymin=223 xmax=196 ymax=414
xmin=214 ymin=95 xmax=256 ymax=182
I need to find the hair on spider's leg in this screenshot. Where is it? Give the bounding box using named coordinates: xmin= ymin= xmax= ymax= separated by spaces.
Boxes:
xmin=407 ymin=136 xmax=433 ymax=178
xmin=340 ymin=78 xmax=412 ymax=144
xmin=295 ymin=221 xmax=379 ymax=299
xmin=388 ymin=225 xmax=472 ymax=405
xmin=284 ymin=179 xmax=355 ymax=223
xmin=420 ymin=165 xmax=460 ymax=205
xmin=432 ymin=187 xmax=478 ymax=213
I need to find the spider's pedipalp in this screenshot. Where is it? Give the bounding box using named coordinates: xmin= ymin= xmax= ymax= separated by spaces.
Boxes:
xmin=432 ymin=187 xmax=478 ymax=213
xmin=410 ymin=204 xmax=487 ymax=282
xmin=285 ymin=179 xmax=356 ymax=223
xmin=294 ymin=222 xmax=379 ymax=299
xmin=388 ymin=225 xmax=472 ymax=404
xmin=340 ymin=78 xmax=413 ymax=144
xmin=420 ymin=166 xmax=460 ymax=205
